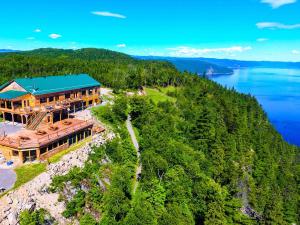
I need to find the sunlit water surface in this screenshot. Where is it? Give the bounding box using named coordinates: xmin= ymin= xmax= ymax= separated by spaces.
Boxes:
xmin=211 ymin=68 xmax=300 ymax=146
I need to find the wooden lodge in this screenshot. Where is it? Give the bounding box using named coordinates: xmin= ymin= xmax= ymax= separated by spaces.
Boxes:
xmin=0 ymin=74 xmax=104 ymax=164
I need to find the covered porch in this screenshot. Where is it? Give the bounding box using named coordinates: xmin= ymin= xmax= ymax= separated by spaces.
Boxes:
xmin=0 ymin=90 xmax=31 ymax=125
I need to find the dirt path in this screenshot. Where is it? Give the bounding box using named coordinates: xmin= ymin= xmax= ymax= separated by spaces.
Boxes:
xmin=126 ymin=115 xmax=142 ymax=194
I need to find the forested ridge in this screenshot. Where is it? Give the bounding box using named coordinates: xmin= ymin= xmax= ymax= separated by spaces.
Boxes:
xmin=1 ymin=48 xmax=298 ymax=224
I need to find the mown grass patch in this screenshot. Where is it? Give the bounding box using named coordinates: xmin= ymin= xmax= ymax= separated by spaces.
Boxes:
xmin=145 ymin=87 xmax=176 ymax=104
xmin=14 ymin=163 xmax=47 ymax=189
xmin=158 ymin=86 xmax=179 ymax=94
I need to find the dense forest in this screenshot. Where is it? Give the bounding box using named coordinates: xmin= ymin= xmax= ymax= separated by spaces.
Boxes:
xmin=0 ymin=48 xmax=182 ymax=90
xmin=1 ymin=49 xmax=298 ymax=224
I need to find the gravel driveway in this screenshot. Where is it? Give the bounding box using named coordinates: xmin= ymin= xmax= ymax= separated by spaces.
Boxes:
xmin=0 ymin=169 xmax=16 ymax=190
xmin=0 ymin=122 xmax=24 ymax=136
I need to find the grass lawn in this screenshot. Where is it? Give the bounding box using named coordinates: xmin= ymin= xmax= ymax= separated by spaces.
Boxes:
xmin=49 ymin=136 xmax=92 ymax=163
xmin=14 ymin=163 xmax=47 ymax=189
xmin=158 ymin=86 xmax=179 ymax=94
xmin=145 ymin=87 xmax=176 ymax=104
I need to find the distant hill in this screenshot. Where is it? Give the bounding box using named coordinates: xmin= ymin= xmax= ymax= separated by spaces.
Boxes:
xmin=136 ymin=56 xmax=300 ymax=76
xmin=0 ymin=48 xmax=179 ymax=88
xmin=136 ymin=56 xmax=234 ymax=75
xmin=0 ymin=48 xmax=131 ymax=61
xmin=194 ymin=57 xmax=300 ymax=69
xmin=0 ymin=49 xmax=19 ymax=53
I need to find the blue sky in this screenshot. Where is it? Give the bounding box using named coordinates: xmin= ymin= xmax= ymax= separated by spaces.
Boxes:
xmin=0 ymin=0 xmax=299 ymax=61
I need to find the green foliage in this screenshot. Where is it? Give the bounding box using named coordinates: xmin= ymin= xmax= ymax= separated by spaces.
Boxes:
xmin=0 ymin=48 xmax=183 ymax=91
xmin=128 ymin=79 xmax=299 ymax=224
xmin=14 ymin=48 xmax=298 ymax=225
xmin=19 ymin=209 xmax=52 ymax=225
xmin=63 ymin=190 xmax=86 ymax=218
xmin=112 ymin=96 xmax=128 ymax=121
xmin=80 ymin=213 xmax=98 ymax=225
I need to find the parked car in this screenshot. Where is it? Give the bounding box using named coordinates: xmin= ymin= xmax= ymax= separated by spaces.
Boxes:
xmin=6 ymin=161 xmax=13 ymax=166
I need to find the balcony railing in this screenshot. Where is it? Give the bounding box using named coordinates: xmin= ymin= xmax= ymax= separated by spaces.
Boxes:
xmin=0 ymin=120 xmax=93 ymax=149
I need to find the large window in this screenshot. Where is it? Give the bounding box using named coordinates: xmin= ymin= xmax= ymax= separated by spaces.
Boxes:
xmin=49 ymin=96 xmax=54 ymax=102
xmin=65 ymin=93 xmax=70 ymax=99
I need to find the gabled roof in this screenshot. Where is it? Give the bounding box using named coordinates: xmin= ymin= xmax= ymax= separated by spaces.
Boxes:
xmin=0 ymin=90 xmax=28 ymax=100
xmin=0 ymin=74 xmax=101 ymax=96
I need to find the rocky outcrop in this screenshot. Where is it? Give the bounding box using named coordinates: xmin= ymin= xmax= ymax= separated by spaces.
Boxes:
xmin=0 ymin=131 xmax=115 ymax=225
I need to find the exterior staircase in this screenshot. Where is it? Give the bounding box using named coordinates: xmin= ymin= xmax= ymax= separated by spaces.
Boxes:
xmin=26 ymin=112 xmax=47 ymax=130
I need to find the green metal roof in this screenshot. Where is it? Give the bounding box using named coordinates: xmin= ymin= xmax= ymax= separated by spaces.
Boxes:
xmin=13 ymin=74 xmax=100 ymax=96
xmin=0 ymin=90 xmax=28 ymax=100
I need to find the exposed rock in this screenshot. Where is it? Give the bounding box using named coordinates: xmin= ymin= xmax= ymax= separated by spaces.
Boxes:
xmin=0 ymin=131 xmax=114 ymax=225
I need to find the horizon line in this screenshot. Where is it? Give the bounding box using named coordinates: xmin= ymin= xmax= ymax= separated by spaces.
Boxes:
xmin=1 ymin=47 xmax=300 ymax=63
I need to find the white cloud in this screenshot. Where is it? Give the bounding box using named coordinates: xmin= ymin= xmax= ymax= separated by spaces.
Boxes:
xmin=257 ymin=38 xmax=269 ymax=42
xmin=26 ymin=37 xmax=35 ymax=40
xmin=256 ymin=22 xmax=300 ymax=29
xmin=292 ymin=50 xmax=300 ymax=54
xmin=34 ymin=28 xmax=42 ymax=33
xmin=49 ymin=33 xmax=62 ymax=39
xmin=261 ymin=0 xmax=297 ymax=8
xmin=167 ymin=46 xmax=252 ymax=57
xmin=117 ymin=44 xmax=126 ymax=48
xmin=92 ymin=11 xmax=126 ymax=19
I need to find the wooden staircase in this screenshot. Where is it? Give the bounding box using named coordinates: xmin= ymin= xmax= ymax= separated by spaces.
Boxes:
xmin=26 ymin=112 xmax=47 ymax=130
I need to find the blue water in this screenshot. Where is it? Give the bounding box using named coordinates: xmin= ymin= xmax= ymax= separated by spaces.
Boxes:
xmin=211 ymin=68 xmax=300 ymax=146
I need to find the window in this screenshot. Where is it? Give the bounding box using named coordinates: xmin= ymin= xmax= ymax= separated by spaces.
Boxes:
xmin=6 ymin=101 xmax=12 ymax=109
xmin=88 ymin=89 xmax=93 ymax=95
xmin=40 ymin=147 xmax=47 ymax=155
xmin=52 ymin=142 xmax=58 ymax=149
xmin=65 ymin=93 xmax=70 ymax=99
xmin=40 ymin=98 xmax=47 ymax=104
xmin=49 ymin=96 xmax=54 ymax=102
xmin=59 ymin=140 xmax=64 ymax=146
xmin=82 ymin=90 xmax=86 ymax=96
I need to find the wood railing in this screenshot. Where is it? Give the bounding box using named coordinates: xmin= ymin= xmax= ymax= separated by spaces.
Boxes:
xmin=36 ymin=120 xmax=93 ymax=146
xmin=0 ymin=120 xmax=93 ymax=149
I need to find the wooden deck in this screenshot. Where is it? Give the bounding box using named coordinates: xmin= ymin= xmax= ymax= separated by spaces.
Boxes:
xmin=0 ymin=119 xmax=94 ymax=149
xmin=0 ymin=98 xmax=86 ymax=115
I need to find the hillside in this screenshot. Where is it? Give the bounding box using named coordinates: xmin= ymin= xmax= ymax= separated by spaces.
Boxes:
xmin=0 ymin=49 xmax=19 ymax=53
xmin=0 ymin=48 xmax=181 ymax=88
xmin=139 ymin=56 xmax=300 ymax=70
xmin=0 ymin=48 xmax=298 ymax=225
xmin=136 ymin=56 xmax=234 ymax=75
